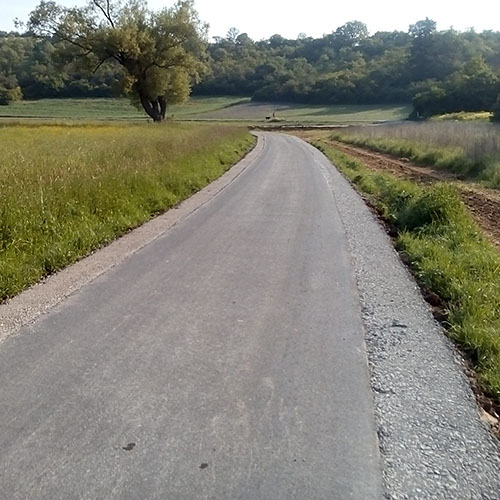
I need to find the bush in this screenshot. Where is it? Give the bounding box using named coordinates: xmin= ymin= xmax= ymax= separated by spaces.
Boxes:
xmin=398 ymin=184 xmax=467 ymax=232
xmin=0 ymin=76 xmax=23 ymax=105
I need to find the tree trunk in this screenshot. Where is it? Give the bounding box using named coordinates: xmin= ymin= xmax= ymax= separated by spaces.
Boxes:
xmin=139 ymin=93 xmax=167 ymax=122
xmin=158 ymin=95 xmax=167 ymax=121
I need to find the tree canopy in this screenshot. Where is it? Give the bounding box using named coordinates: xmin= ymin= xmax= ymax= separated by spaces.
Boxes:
xmin=194 ymin=22 xmax=500 ymax=118
xmin=27 ymin=0 xmax=208 ymax=121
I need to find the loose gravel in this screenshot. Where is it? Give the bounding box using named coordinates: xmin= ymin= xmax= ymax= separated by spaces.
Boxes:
xmin=305 ymin=139 xmax=500 ymax=500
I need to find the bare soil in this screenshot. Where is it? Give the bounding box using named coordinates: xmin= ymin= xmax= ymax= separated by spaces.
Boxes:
xmin=296 ymin=131 xmax=500 ymax=251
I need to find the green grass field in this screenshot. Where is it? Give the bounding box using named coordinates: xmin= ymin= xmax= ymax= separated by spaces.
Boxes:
xmin=0 ymin=96 xmax=410 ymax=124
xmin=0 ymin=122 xmax=254 ymax=300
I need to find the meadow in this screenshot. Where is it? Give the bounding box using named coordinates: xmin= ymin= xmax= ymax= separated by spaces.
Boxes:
xmin=332 ymin=121 xmax=500 ymax=188
xmin=0 ymin=97 xmax=411 ymax=124
xmin=0 ymin=122 xmax=254 ymax=300
xmin=312 ymin=139 xmax=500 ymax=403
xmin=0 ymin=96 xmax=249 ymax=121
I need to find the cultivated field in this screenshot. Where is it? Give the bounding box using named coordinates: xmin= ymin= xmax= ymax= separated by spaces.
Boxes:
xmin=0 ymin=97 xmax=411 ymax=124
xmin=0 ymin=122 xmax=254 ymax=300
xmin=332 ymin=121 xmax=500 ymax=188
xmin=192 ymin=101 xmax=411 ymax=123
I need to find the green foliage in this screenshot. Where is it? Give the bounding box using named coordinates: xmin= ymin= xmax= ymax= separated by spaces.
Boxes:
xmin=0 ymin=75 xmax=22 ymax=105
xmin=28 ymin=0 xmax=208 ymax=121
xmin=397 ymin=184 xmax=468 ymax=231
xmin=195 ymin=20 xmax=500 ymax=113
xmin=315 ymin=141 xmax=500 ymax=399
xmin=0 ymin=122 xmax=254 ymax=299
xmin=3 ymin=15 xmax=500 ymax=114
xmin=413 ymin=57 xmax=500 ymax=117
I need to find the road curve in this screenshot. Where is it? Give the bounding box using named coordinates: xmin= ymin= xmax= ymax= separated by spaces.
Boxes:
xmin=0 ymin=133 xmax=382 ymax=499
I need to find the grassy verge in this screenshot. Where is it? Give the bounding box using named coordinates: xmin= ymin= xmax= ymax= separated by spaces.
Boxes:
xmin=0 ymin=122 xmax=255 ymax=300
xmin=332 ymin=122 xmax=500 ymax=188
xmin=313 ymin=140 xmax=500 ymax=401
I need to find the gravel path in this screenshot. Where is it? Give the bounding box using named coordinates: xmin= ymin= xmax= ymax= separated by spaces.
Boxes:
xmin=304 ymin=137 xmax=500 ymax=499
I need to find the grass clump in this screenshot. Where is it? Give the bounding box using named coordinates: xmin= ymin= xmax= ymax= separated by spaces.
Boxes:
xmin=0 ymin=122 xmax=255 ymax=300
xmin=431 ymin=111 xmax=492 ymax=121
xmin=332 ymin=121 xmax=500 ymax=188
xmin=314 ymin=140 xmax=500 ymax=400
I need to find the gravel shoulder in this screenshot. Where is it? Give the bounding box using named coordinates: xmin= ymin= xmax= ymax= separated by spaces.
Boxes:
xmin=301 ymin=137 xmax=500 ymax=499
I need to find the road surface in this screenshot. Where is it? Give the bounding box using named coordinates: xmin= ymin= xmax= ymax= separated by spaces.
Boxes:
xmin=0 ymin=133 xmax=382 ymax=499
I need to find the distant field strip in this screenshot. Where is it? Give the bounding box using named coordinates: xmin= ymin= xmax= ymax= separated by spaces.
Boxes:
xmin=0 ymin=123 xmax=254 ymax=300
xmin=179 ymin=102 xmax=411 ymax=123
xmin=0 ymin=97 xmax=411 ymax=123
xmin=0 ymin=97 xmax=248 ymax=121
xmin=332 ymin=122 xmax=500 ymax=188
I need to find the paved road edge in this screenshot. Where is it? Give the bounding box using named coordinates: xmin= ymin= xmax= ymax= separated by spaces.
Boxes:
xmin=0 ymin=133 xmax=265 ymax=343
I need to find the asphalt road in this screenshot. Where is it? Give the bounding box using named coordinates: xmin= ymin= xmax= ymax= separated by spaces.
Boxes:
xmin=0 ymin=133 xmax=382 ymax=499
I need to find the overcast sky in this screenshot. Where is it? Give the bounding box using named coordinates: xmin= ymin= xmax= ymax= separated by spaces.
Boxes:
xmin=2 ymin=0 xmax=500 ymax=39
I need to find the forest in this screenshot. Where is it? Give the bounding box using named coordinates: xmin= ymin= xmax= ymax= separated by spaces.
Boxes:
xmin=2 ymin=18 xmax=500 ymax=119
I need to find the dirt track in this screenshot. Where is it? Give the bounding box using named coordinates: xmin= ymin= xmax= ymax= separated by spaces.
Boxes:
xmin=296 ymin=132 xmax=500 ymax=250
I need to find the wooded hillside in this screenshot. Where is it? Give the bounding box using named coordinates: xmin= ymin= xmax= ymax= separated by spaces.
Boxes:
xmin=2 ymin=18 xmax=500 ymax=118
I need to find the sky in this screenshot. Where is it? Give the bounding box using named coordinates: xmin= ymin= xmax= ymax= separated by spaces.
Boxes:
xmin=2 ymin=0 xmax=500 ymax=39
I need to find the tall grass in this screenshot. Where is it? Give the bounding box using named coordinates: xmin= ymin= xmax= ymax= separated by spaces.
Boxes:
xmin=431 ymin=111 xmax=492 ymax=122
xmin=0 ymin=122 xmax=254 ymax=300
xmin=314 ymin=140 xmax=500 ymax=401
xmin=332 ymin=121 xmax=500 ymax=188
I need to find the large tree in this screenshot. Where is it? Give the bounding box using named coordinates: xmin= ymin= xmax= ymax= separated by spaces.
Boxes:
xmin=28 ymin=0 xmax=208 ymax=121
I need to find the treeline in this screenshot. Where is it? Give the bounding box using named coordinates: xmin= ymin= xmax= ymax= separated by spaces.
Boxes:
xmin=196 ymin=20 xmax=500 ymax=118
xmin=2 ymin=18 xmax=500 ymax=118
xmin=0 ymin=32 xmax=122 ymax=104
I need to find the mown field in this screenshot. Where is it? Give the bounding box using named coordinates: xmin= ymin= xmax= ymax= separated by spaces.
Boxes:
xmin=0 ymin=97 xmax=411 ymax=124
xmin=0 ymin=122 xmax=254 ymax=300
xmin=307 ymin=135 xmax=500 ymax=405
xmin=332 ymin=121 xmax=500 ymax=188
xmin=0 ymin=97 xmax=248 ymax=121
